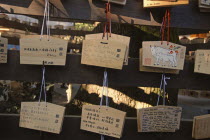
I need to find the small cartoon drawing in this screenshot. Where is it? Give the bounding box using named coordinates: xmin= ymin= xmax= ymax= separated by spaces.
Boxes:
xmin=150 ymin=46 xmax=179 ymax=67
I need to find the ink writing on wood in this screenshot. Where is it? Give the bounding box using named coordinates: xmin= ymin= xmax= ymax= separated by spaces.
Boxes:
xmin=80 ymin=105 xmax=126 ymax=138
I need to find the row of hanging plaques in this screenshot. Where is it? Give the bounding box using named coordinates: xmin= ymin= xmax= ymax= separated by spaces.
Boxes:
xmin=18 ymin=100 xmax=210 ymax=139
xmin=0 ymin=30 xmax=209 ymax=77
xmin=0 ymin=33 xmax=210 ymax=139
xmin=1 ymin=34 xmax=210 ymax=74
xmin=19 ymin=36 xmax=199 ymax=74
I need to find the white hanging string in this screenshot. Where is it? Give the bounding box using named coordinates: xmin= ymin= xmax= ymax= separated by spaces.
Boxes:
xmin=157 ymin=74 xmax=164 ymax=106
xmin=100 ymin=70 xmax=108 ymax=106
xmin=38 ymin=66 xmax=47 ymax=105
xmin=101 ymin=135 xmax=105 ymax=140
xmin=157 ymin=73 xmax=170 ymax=106
xmin=40 ymin=0 xmax=50 ymax=40
xmin=100 ymin=69 xmax=108 ymax=140
xmin=40 ymin=0 xmax=47 ymax=39
xmin=163 ymin=74 xmax=170 ymax=105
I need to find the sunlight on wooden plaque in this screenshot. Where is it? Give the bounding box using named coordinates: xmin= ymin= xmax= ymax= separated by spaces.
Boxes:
xmin=19 ymin=102 xmax=65 ymax=134
xmin=81 ymin=39 xmax=127 ymax=69
xmin=81 ymin=105 xmax=126 ymax=138
xmin=192 ymin=114 xmax=210 ymax=139
xmin=20 ymin=35 xmax=68 ymax=65
xmin=142 ymin=41 xmax=186 ymax=70
xmin=0 ymin=37 xmax=8 ymax=63
xmin=85 ymin=33 xmax=130 ymax=65
xmin=137 ymin=106 xmax=182 ymax=132
xmin=194 ymin=50 xmax=210 ymax=75
xmin=143 ymin=0 xmax=189 ymax=8
xmin=139 ymin=49 xmax=179 ymax=74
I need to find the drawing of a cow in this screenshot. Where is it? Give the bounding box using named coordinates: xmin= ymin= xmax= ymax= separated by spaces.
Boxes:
xmin=150 ymin=46 xmax=177 ymax=67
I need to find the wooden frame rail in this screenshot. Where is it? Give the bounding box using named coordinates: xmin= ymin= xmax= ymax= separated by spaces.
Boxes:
xmin=0 ymin=50 xmax=209 ymax=90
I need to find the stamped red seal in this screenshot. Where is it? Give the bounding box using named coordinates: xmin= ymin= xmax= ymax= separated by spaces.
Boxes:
xmin=145 ymin=58 xmax=151 ymax=65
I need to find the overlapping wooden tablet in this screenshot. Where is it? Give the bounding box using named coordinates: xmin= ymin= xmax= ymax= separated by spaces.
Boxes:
xmin=0 ymin=37 xmax=8 ymax=63
xmin=139 ymin=49 xmax=180 ymax=74
xmin=20 ymin=35 xmax=68 ymax=65
xmin=81 ymin=105 xmax=126 ymax=138
xmin=81 ymin=39 xmax=127 ymax=69
xmin=85 ymin=33 xmax=130 ymax=65
xmin=192 ymin=114 xmax=210 ymax=139
xmin=142 ymin=41 xmax=186 ymax=70
xmin=143 ymin=0 xmax=189 ymax=8
xmin=102 ymin=0 xmax=127 ymax=5
xmin=194 ymin=50 xmax=210 ymax=74
xmin=137 ymin=106 xmax=182 ymax=132
xmin=199 ymin=0 xmax=210 ymax=12
xmin=200 ymin=0 xmax=210 ymax=5
xmin=19 ymin=102 xmax=65 ymax=134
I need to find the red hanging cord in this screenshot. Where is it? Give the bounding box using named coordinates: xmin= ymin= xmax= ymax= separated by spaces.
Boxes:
xmin=161 ymin=9 xmax=171 ymax=45
xmin=103 ymin=2 xmax=111 ymax=39
xmin=167 ymin=9 xmax=170 ymax=45
xmin=161 ymin=14 xmax=166 ymax=44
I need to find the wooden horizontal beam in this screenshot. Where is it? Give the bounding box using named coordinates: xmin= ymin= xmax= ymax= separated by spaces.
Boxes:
xmin=1 ymin=0 xmax=210 ymax=29
xmin=0 ymin=17 xmax=39 ymax=33
xmin=0 ymin=18 xmax=93 ymax=36
xmin=1 ymin=50 xmax=210 ymax=90
xmin=185 ymin=43 xmax=210 ymax=54
xmin=0 ymin=115 xmax=194 ymax=140
xmin=0 ymin=12 xmax=209 ymax=39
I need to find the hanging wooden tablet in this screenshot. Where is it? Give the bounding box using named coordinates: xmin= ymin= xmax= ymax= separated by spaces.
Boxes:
xmin=20 ymin=35 xmax=68 ymax=65
xmin=142 ymin=41 xmax=186 ymax=70
xmin=194 ymin=50 xmax=210 ymax=74
xmin=143 ymin=0 xmax=189 ymax=8
xmin=102 ymin=0 xmax=127 ymax=5
xmin=139 ymin=49 xmax=180 ymax=74
xmin=199 ymin=0 xmax=210 ymax=12
xmin=200 ymin=0 xmax=210 ymax=5
xmin=81 ymin=39 xmax=127 ymax=69
xmin=19 ymin=102 xmax=65 ymax=134
xmin=81 ymin=105 xmax=126 ymax=138
xmin=0 ymin=37 xmax=8 ymax=63
xmin=137 ymin=106 xmax=182 ymax=132
xmin=85 ymin=33 xmax=130 ymax=65
xmin=192 ymin=114 xmax=210 ymax=139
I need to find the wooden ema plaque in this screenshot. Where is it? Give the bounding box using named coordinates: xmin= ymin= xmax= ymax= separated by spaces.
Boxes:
xmin=139 ymin=49 xmax=180 ymax=74
xmin=137 ymin=106 xmax=182 ymax=132
xmin=143 ymin=0 xmax=189 ymax=8
xmin=20 ymin=35 xmax=68 ymax=65
xmin=0 ymin=37 xmax=8 ymax=63
xmin=19 ymin=102 xmax=65 ymax=134
xmin=81 ymin=39 xmax=127 ymax=69
xmin=194 ymin=50 xmax=210 ymax=74
xmin=85 ymin=33 xmax=130 ymax=65
xmin=102 ymin=0 xmax=127 ymax=5
xmin=201 ymin=0 xmax=210 ymax=5
xmin=80 ymin=105 xmax=126 ymax=138
xmin=192 ymin=114 xmax=210 ymax=139
xmin=142 ymin=41 xmax=186 ymax=70
xmin=199 ymin=0 xmax=210 ymax=12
